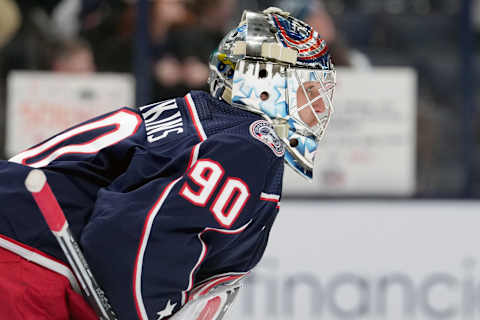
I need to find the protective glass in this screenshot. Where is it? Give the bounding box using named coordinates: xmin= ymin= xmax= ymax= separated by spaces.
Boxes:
xmin=287 ymin=68 xmax=336 ymax=141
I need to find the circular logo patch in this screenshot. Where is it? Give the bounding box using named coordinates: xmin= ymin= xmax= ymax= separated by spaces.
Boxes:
xmin=249 ymin=120 xmax=285 ymax=157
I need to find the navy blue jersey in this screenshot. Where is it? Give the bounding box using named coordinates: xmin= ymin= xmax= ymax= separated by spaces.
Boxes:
xmin=0 ymin=91 xmax=284 ymax=319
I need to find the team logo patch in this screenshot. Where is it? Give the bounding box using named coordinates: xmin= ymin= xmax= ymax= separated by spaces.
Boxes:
xmin=249 ymin=120 xmax=285 ymax=157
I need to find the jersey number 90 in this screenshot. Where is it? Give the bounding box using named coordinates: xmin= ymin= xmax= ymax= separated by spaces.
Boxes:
xmin=180 ymin=159 xmax=250 ymax=228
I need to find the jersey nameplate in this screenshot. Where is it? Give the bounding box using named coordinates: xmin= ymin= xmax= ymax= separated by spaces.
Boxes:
xmin=140 ymin=99 xmax=185 ymax=143
xmin=249 ymin=120 xmax=285 ymax=157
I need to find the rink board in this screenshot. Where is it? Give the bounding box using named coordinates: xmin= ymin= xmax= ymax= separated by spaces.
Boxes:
xmin=284 ymin=67 xmax=417 ymax=197
xmin=230 ymin=200 xmax=480 ymax=320
xmin=6 ymin=71 xmax=134 ymax=157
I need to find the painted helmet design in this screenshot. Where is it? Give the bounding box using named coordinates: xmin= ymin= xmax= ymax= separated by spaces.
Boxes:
xmin=208 ymin=7 xmax=336 ymax=180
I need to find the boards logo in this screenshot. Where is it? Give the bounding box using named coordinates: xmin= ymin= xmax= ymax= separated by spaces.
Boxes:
xmin=249 ymin=120 xmax=284 ymax=157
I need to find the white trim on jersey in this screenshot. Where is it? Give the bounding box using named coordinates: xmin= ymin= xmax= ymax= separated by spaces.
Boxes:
xmin=133 ymin=177 xmax=183 ymax=320
xmin=187 ymin=143 xmax=202 ymax=170
xmin=181 ymin=220 xmax=252 ymax=305
xmin=185 ymin=93 xmax=207 ymax=142
xmin=10 ymin=109 xmax=142 ymax=168
xmin=259 ymin=192 xmax=280 ymax=202
xmin=134 ymin=142 xmax=206 ymax=319
xmin=0 ymin=234 xmax=81 ymax=293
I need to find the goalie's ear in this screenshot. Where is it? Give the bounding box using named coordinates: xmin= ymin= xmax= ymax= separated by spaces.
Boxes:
xmin=169 ymin=275 xmax=246 ymax=320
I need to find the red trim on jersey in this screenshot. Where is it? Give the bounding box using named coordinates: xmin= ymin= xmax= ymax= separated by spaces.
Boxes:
xmin=182 ymin=221 xmax=251 ymax=304
xmin=197 ymin=275 xmax=244 ymax=297
xmin=133 ymin=178 xmax=182 ymax=320
xmin=260 ymin=197 xmax=279 ymax=202
xmin=188 ymin=273 xmax=247 ymax=300
xmin=209 ymin=177 xmax=250 ymax=228
xmin=259 ymin=192 xmax=280 ymax=202
xmin=186 ymin=143 xmax=202 ymax=170
xmin=180 ymin=159 xmax=225 ymax=207
xmin=21 ymin=124 xmax=121 ymax=166
xmin=185 ymin=94 xmax=207 ymax=142
xmin=12 ymin=109 xmax=142 ymax=167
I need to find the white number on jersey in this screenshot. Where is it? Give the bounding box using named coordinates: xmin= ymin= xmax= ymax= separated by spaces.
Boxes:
xmin=179 ymin=160 xmax=250 ymax=228
xmin=10 ymin=110 xmax=142 ymax=167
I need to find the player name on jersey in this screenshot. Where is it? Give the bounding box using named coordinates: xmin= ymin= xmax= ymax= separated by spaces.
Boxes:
xmin=140 ymin=99 xmax=185 ymax=143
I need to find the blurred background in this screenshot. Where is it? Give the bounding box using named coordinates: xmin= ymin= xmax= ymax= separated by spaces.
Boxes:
xmin=0 ymin=0 xmax=477 ymax=198
xmin=1 ymin=1 xmax=479 ymax=319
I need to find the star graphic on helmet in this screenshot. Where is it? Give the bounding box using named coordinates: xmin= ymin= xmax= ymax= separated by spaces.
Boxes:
xmin=157 ymin=299 xmax=177 ymax=320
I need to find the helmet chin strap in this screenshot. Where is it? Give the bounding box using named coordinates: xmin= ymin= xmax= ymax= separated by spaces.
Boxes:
xmin=272 ymin=118 xmax=289 ymax=139
xmin=221 ymin=86 xmax=232 ymax=104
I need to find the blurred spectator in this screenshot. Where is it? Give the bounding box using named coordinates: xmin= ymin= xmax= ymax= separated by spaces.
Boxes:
xmin=80 ymin=1 xmax=135 ymax=73
xmin=0 ymin=0 xmax=21 ymax=50
xmin=0 ymin=1 xmax=55 ymax=159
xmin=181 ymin=0 xmax=237 ymax=85
xmin=0 ymin=0 xmax=21 ymax=160
xmin=473 ymin=0 xmax=480 ymax=32
xmin=0 ymin=0 xmax=472 ymax=196
xmin=152 ymin=0 xmax=237 ymax=100
xmin=273 ymin=0 xmax=371 ymax=68
xmin=1 ymin=5 xmax=52 ymax=76
xmin=0 ymin=1 xmax=99 ymax=158
xmin=151 ymin=0 xmax=193 ymax=43
xmin=151 ymin=0 xmax=194 ymax=98
xmin=51 ymin=0 xmax=83 ymax=40
xmin=49 ymin=38 xmax=96 ymax=73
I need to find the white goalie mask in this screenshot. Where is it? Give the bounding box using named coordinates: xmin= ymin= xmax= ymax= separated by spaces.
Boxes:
xmin=208 ymin=7 xmax=336 ymax=180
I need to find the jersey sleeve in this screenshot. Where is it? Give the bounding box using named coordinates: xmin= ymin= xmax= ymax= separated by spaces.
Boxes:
xmin=1 ymin=108 xmax=145 ymax=261
xmin=9 ymin=107 xmax=144 ymax=187
xmin=78 ymin=131 xmax=283 ymax=320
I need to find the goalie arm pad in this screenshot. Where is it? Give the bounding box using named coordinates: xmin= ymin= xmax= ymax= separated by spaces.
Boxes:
xmin=169 ymin=275 xmax=245 ymax=320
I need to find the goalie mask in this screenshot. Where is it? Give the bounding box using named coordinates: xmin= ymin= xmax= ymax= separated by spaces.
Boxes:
xmin=208 ymin=7 xmax=336 ymax=180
